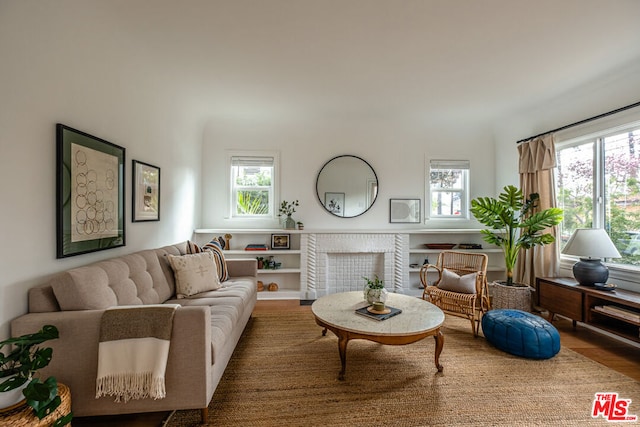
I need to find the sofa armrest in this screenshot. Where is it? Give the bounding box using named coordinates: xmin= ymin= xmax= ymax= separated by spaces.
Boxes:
xmin=11 ymin=305 xmax=213 ymax=416
xmin=226 ymin=258 xmax=257 ymax=277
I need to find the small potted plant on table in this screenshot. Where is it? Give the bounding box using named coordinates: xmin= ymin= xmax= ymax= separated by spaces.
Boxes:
xmin=363 ymin=274 xmax=388 ymax=304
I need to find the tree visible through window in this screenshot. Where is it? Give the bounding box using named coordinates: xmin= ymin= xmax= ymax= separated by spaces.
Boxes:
xmin=428 ymin=160 xmax=469 ymax=219
xmin=556 ymin=127 xmax=640 ymax=267
xmin=230 ymin=155 xmax=275 ymax=218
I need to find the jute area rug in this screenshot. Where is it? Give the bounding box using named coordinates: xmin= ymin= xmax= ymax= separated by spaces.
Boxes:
xmin=167 ymin=311 xmax=640 ymax=426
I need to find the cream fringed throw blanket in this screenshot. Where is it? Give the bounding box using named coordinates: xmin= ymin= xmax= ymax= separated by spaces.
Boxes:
xmin=96 ymin=304 xmax=179 ymax=402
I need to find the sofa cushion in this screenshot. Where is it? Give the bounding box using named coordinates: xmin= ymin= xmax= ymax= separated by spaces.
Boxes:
xmin=168 ymin=252 xmax=221 ymax=298
xmin=51 ymin=268 xmax=118 ymax=310
xmin=438 ymin=269 xmax=477 ymax=294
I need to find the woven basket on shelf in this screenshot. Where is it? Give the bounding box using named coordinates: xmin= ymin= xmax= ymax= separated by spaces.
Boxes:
xmin=0 ymin=383 xmax=71 ymax=427
xmin=489 ymin=281 xmax=532 ymax=312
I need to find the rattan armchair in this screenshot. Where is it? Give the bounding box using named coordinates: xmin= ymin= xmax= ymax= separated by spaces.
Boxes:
xmin=420 ymin=251 xmax=490 ymax=337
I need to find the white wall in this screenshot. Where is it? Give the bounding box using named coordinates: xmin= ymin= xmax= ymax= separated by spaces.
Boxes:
xmin=0 ymin=2 xmax=203 ymax=338
xmin=200 ymin=116 xmax=495 ymax=231
xmin=493 ymin=57 xmax=640 ymax=191
xmin=492 ymin=57 xmax=640 ymax=292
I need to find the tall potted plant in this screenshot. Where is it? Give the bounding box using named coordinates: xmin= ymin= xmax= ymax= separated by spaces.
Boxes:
xmin=0 ymin=325 xmax=72 ymax=425
xmin=470 ymin=186 xmax=563 ymax=308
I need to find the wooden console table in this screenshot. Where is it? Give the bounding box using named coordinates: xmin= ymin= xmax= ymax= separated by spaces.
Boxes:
xmin=537 ymin=277 xmax=640 ymax=343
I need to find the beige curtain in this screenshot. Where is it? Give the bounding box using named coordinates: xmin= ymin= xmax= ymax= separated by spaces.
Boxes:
xmin=516 ymin=134 xmax=559 ymax=296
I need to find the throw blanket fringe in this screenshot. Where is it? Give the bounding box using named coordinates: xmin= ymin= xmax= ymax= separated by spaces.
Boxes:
xmin=96 ymin=372 xmax=166 ymax=402
xmin=96 ymin=304 xmax=179 ymax=402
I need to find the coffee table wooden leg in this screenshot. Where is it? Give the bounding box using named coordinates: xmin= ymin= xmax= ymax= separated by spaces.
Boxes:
xmin=337 ymin=333 xmax=349 ymax=381
xmin=433 ymin=329 xmax=444 ymax=372
xmin=322 ymin=327 xmax=327 ymax=336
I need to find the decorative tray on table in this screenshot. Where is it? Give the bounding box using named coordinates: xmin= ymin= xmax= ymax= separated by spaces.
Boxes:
xmin=355 ymin=305 xmax=402 ymax=321
xmin=593 ymin=283 xmax=617 ymax=292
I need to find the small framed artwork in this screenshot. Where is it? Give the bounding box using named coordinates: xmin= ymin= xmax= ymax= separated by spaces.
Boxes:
xmin=56 ymin=124 xmax=125 ymax=258
xmin=324 ymin=192 xmax=345 ymax=217
xmin=132 ymin=160 xmax=160 ymax=222
xmin=390 ymin=198 xmax=421 ymax=223
xmin=271 ymin=234 xmax=290 ymax=250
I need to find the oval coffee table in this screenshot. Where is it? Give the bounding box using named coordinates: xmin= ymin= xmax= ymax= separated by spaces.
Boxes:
xmin=311 ymin=291 xmax=445 ymax=380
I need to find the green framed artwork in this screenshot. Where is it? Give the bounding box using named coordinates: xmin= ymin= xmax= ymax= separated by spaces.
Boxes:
xmin=56 ymin=124 xmax=125 ymax=258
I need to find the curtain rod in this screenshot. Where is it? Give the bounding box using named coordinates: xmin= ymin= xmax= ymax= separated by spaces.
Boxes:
xmin=516 ymin=100 xmax=640 ymax=144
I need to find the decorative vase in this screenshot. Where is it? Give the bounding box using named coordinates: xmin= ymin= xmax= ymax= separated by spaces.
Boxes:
xmin=284 ymin=215 xmax=296 ymax=229
xmin=364 ymin=286 xmax=388 ymax=304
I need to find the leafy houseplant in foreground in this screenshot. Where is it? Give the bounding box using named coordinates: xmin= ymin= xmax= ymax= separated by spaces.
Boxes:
xmin=470 ymin=185 xmax=563 ymax=286
xmin=0 ymin=324 xmax=72 ymax=425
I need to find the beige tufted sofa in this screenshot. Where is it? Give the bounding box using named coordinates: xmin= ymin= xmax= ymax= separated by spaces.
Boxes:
xmin=10 ymin=242 xmax=257 ymax=421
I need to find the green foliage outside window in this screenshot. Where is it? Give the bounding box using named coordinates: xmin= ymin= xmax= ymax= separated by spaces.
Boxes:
xmin=236 ymin=190 xmax=269 ymax=215
xmin=557 ymin=130 xmax=640 ymax=266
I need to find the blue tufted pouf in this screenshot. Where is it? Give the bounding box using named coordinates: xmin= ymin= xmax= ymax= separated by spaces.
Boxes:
xmin=481 ymin=309 xmax=560 ymax=359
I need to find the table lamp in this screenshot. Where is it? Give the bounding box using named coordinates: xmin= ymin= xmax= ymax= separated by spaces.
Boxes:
xmin=561 ymin=228 xmax=621 ymax=286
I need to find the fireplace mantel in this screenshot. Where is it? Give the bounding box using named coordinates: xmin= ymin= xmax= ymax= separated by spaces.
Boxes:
xmin=301 ymin=232 xmax=409 ymax=299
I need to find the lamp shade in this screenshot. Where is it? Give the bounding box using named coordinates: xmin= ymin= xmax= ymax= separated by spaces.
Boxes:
xmin=561 ymin=228 xmax=621 ymax=259
xmin=562 ymin=228 xmax=621 ymax=286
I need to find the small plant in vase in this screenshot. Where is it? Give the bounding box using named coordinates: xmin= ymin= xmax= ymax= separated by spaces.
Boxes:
xmin=278 ymin=200 xmax=299 ymax=229
xmin=362 ymin=274 xmax=387 ymax=304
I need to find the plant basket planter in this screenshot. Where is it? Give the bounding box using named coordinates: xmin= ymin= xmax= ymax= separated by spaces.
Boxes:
xmin=0 ymin=383 xmax=71 ymax=426
xmin=489 ymin=281 xmax=533 ymax=312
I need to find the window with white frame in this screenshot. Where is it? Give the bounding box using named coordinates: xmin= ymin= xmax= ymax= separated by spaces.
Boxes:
xmin=556 ymin=124 xmax=640 ymax=267
xmin=228 ymin=153 xmax=277 ymax=219
xmin=428 ymin=160 xmax=470 ymax=219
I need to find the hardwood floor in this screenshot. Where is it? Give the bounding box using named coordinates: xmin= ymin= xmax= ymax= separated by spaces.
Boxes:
xmin=73 ymin=299 xmax=640 ymax=426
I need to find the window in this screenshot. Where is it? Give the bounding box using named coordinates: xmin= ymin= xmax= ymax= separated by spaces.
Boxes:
xmin=229 ymin=153 xmax=277 ymax=219
xmin=556 ymin=125 xmax=640 ymax=267
xmin=427 ymin=160 xmax=470 ymax=219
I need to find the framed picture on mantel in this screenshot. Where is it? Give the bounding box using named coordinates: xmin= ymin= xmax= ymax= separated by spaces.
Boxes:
xmin=56 ymin=124 xmax=125 ymax=258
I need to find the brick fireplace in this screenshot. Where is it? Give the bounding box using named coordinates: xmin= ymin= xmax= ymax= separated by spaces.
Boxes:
xmin=300 ymin=233 xmax=409 ymax=299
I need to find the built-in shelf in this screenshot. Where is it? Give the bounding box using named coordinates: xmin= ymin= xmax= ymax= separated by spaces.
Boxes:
xmin=256 ymin=290 xmax=300 ymax=300
xmin=225 ymin=250 xmax=301 ymax=256
xmin=410 ymin=248 xmax=502 ymax=254
xmin=194 ymin=228 xmax=505 ymax=300
xmin=257 ymin=268 xmax=301 ymax=274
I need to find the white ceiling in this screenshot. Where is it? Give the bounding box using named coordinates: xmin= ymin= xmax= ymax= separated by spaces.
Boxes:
xmin=99 ymin=0 xmax=640 ymax=126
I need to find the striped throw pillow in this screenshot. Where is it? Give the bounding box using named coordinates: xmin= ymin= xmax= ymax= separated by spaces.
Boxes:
xmin=186 ymin=240 xmax=202 ymax=254
xmin=203 ymin=238 xmax=229 ymax=282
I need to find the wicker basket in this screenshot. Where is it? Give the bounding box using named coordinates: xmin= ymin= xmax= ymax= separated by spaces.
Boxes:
xmin=0 ymin=383 xmax=71 ymax=427
xmin=489 ymin=281 xmax=532 ymax=312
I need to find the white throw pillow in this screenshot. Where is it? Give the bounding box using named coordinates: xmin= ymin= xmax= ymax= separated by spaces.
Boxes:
xmin=438 ymin=269 xmax=478 ymax=294
xmin=167 ymin=252 xmax=221 ymax=298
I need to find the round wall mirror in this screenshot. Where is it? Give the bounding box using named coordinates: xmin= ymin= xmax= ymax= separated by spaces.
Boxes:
xmin=316 ymin=155 xmax=378 ymax=218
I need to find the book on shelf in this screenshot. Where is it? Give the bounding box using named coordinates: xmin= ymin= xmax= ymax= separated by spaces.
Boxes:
xmin=594 ymin=305 xmax=640 ymax=323
xmin=245 ymin=244 xmax=268 ymax=251
xmin=355 ymin=305 xmax=402 ymax=321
